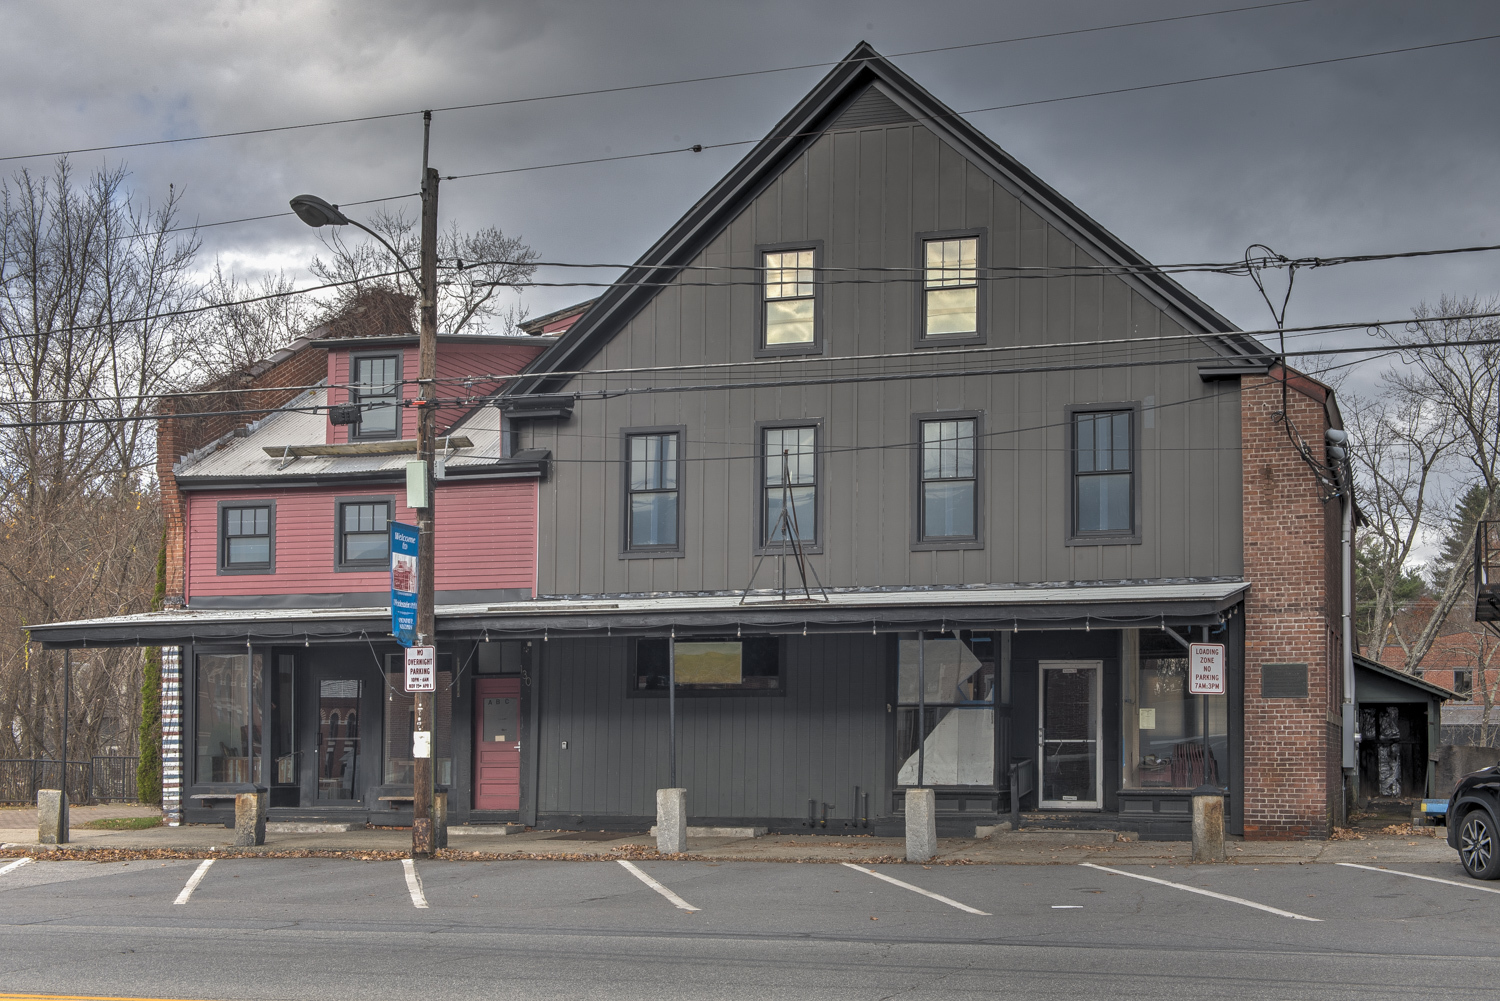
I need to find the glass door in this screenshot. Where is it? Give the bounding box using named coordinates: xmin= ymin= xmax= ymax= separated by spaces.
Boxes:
xmin=1038 ymin=660 xmax=1101 ymax=809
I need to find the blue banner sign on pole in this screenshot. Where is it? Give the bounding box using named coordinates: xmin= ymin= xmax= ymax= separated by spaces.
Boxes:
xmin=390 ymin=521 xmax=419 ymax=647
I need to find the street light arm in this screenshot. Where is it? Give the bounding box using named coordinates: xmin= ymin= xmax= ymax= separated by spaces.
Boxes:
xmin=342 ymin=218 xmax=423 ymax=295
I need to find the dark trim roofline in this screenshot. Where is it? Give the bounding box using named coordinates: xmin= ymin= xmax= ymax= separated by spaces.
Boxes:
xmin=308 ymin=333 xmax=557 ymax=349
xmin=1353 ymin=653 xmax=1460 ymax=701
xmin=175 ymin=450 xmax=550 ymax=489
xmin=506 ymin=41 xmax=1268 ymax=397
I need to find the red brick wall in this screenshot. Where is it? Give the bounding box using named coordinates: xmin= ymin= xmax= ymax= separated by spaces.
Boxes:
xmin=157 ymin=347 xmax=328 ymax=601
xmin=1240 ymin=369 xmax=1345 ymax=839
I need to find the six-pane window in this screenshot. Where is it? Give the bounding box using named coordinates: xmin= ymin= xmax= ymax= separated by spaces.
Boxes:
xmin=339 ymin=501 xmax=391 ymax=566
xmin=763 ymin=249 xmax=816 ymax=346
xmin=222 ymin=505 xmax=272 ymax=569
xmin=627 ymin=432 xmax=680 ymax=550
xmin=1074 ymin=411 xmax=1133 ymax=535
xmin=923 ymin=237 xmax=978 ymax=338
xmin=763 ymin=426 xmax=817 ymax=545
xmin=352 ymin=355 xmax=400 ymax=438
xmin=920 ymin=418 xmax=977 ymax=539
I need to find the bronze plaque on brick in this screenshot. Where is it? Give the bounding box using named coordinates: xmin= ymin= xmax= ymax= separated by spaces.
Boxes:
xmin=1261 ymin=663 xmax=1308 ymax=699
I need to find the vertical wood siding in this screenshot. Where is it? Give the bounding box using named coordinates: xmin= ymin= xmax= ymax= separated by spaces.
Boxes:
xmin=527 ymin=120 xmax=1242 ymax=596
xmin=185 ymin=480 xmax=538 ymax=599
xmin=537 ymin=635 xmax=888 ymax=819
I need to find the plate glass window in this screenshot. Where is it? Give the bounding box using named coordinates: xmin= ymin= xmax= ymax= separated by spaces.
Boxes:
xmin=895 ymin=633 xmax=997 ymax=786
xmin=763 ymin=426 xmax=816 ymax=544
xmin=923 ymin=238 xmax=978 ymax=337
xmin=763 ymin=250 xmax=815 ymax=346
xmin=1074 ymin=411 xmax=1132 ymax=534
xmin=921 ymin=418 xmax=977 ymax=539
xmin=634 ymin=637 xmax=781 ymax=693
xmin=353 ymin=355 xmax=400 ymax=438
xmin=627 ymin=432 xmax=679 ymax=549
xmin=1121 ymin=632 xmax=1227 ymax=789
xmin=340 ymin=501 xmax=390 ymax=566
xmin=222 ymin=505 xmax=272 ymax=569
xmin=195 ymin=653 xmax=262 ymax=784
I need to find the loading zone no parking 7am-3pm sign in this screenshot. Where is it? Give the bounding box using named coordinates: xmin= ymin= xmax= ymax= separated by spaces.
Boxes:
xmin=1189 ymin=643 xmax=1226 ymax=695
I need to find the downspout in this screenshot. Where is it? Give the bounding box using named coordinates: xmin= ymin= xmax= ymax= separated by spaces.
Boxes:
xmin=1327 ymin=429 xmax=1356 ymax=808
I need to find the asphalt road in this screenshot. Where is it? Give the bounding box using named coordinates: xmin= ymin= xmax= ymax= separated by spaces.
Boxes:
xmin=0 ymin=854 xmax=1496 ymax=1000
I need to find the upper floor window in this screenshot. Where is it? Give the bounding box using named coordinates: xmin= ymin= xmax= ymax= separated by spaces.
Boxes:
xmin=919 ymin=417 xmax=978 ymax=541
xmin=625 ymin=431 xmax=681 ymax=553
xmin=352 ymin=354 xmax=401 ymax=439
xmin=1072 ymin=409 xmax=1135 ymax=538
xmin=921 ymin=235 xmax=980 ymax=341
xmin=1454 ymin=670 xmax=1474 ymax=700
xmin=762 ymin=248 xmax=817 ymax=351
xmin=219 ymin=503 xmax=274 ymax=573
xmin=337 ymin=499 xmax=391 ymax=569
xmin=762 ymin=425 xmax=817 ymax=547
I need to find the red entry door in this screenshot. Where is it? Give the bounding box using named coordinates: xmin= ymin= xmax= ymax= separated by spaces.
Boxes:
xmin=474 ymin=678 xmax=521 ymax=811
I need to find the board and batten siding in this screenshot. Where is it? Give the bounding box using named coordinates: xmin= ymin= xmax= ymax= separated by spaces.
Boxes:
xmin=537 ymin=635 xmax=888 ymax=820
xmin=184 ymin=481 xmax=538 ymax=601
xmin=525 ymin=117 xmax=1242 ymax=597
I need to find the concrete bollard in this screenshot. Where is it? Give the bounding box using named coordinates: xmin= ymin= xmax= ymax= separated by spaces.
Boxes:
xmin=656 ymin=788 xmax=687 ymax=854
xmin=234 ymin=791 xmax=267 ymax=847
xmin=905 ymin=787 xmax=937 ymax=862
xmin=434 ymin=791 xmax=449 ymax=850
xmin=37 ymin=789 xmax=68 ymax=845
xmin=1191 ymin=787 xmax=1225 ymax=863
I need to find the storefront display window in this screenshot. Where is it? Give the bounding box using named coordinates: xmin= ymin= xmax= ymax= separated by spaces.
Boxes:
xmin=1122 ymin=629 xmax=1227 ymax=788
xmin=195 ymin=652 xmax=263 ymax=784
xmin=895 ymin=633 xmax=998 ymax=786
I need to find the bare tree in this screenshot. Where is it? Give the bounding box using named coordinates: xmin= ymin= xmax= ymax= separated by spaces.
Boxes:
xmin=0 ymin=159 xmax=194 ymax=773
xmin=1347 ymin=390 xmax=1456 ymax=656
xmin=308 ymin=207 xmax=538 ymax=336
xmin=190 ymin=260 xmax=311 ymax=383
xmin=1376 ymin=297 xmax=1500 ymax=671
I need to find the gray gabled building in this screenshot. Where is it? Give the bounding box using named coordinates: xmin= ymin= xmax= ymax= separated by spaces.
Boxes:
xmin=491 ymin=43 xmax=1353 ymax=839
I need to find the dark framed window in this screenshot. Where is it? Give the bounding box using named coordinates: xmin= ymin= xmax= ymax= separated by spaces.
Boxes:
xmin=916 ymin=230 xmax=985 ymax=346
xmin=218 ymin=502 xmax=275 ymax=573
xmin=1454 ymin=670 xmax=1474 ymax=700
xmin=622 ymin=428 xmax=683 ymax=555
xmin=1069 ymin=406 xmax=1139 ymax=543
xmin=895 ymin=632 xmax=998 ymax=787
xmin=194 ymin=651 xmax=263 ymax=784
xmin=916 ymin=415 xmax=981 ymax=545
xmin=758 ymin=242 xmax=821 ymax=356
xmin=759 ymin=423 xmax=819 ymax=550
xmin=630 ymin=637 xmax=783 ymax=697
xmin=351 ymin=353 xmax=401 ymax=439
xmin=335 ymin=497 xmax=392 ymax=570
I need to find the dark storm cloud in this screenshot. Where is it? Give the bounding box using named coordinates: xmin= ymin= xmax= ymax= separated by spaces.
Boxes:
xmin=2 ymin=0 xmax=1497 ymax=385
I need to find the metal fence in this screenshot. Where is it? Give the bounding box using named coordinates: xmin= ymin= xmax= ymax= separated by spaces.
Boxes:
xmin=0 ymin=757 xmax=139 ymax=805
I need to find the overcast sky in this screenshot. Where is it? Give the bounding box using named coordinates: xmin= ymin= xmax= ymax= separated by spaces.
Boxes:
xmin=3 ymin=0 xmax=1498 ymax=395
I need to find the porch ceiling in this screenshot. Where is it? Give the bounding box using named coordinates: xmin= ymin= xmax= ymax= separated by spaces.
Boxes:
xmin=30 ymin=579 xmax=1247 ymax=648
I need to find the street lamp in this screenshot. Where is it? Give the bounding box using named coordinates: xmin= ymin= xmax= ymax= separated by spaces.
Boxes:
xmin=290 ymin=155 xmax=442 ymax=858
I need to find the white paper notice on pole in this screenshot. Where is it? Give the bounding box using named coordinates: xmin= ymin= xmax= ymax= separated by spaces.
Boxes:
xmin=1189 ymin=642 xmax=1226 ymax=695
xmin=405 ymin=645 xmax=436 ymax=693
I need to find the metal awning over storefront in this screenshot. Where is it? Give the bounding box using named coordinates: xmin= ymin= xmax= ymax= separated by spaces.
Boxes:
xmin=29 ymin=579 xmax=1249 ymax=648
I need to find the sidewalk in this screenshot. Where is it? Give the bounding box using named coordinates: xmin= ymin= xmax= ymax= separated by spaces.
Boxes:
xmin=0 ymin=819 xmax=1455 ymax=866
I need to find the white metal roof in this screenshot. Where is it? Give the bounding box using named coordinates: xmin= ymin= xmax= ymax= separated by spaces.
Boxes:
xmin=176 ymin=387 xmax=511 ymax=481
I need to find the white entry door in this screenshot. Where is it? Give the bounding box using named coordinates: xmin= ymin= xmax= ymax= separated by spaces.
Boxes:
xmin=1038 ymin=660 xmax=1102 ymax=809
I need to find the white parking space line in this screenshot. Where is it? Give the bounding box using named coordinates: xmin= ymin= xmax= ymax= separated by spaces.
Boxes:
xmin=402 ymin=858 xmax=429 ymax=909
xmin=173 ymin=859 xmax=214 ymax=905
xmin=617 ymin=860 xmax=699 ymax=912
xmin=0 ymin=858 xmax=33 ymax=877
xmin=840 ymin=863 xmax=991 ymax=915
xmin=1080 ymin=863 xmax=1322 ymax=922
xmin=1336 ymin=861 xmax=1500 ymax=895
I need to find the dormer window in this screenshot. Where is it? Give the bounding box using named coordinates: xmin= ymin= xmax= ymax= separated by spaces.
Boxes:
xmin=351 ymin=354 xmax=401 ymax=439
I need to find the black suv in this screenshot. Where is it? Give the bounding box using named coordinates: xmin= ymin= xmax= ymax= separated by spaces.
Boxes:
xmin=1449 ymin=766 xmax=1500 ymax=879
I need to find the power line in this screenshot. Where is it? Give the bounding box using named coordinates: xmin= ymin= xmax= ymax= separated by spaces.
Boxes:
xmin=3 ymin=336 xmax=1494 ymax=432
xmin=0 ymin=1 xmax=1317 ymax=164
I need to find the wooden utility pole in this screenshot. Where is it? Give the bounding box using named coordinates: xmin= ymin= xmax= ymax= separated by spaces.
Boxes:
xmin=412 ymin=112 xmax=440 ymax=859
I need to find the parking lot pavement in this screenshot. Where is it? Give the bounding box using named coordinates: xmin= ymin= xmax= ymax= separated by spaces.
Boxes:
xmin=2 ymin=854 xmax=1500 ymax=1000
